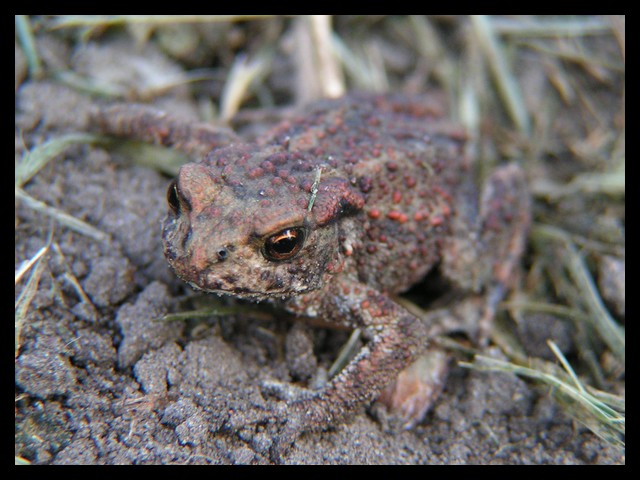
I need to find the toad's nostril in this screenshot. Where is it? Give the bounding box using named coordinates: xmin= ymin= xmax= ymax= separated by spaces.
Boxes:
xmin=216 ymin=248 xmax=228 ymax=261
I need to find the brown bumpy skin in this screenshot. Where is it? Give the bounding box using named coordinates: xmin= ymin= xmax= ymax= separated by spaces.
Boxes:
xmin=90 ymin=93 xmax=530 ymax=456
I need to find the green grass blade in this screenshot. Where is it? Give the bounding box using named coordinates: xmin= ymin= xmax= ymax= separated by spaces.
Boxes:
xmin=16 ymin=133 xmax=105 ymax=187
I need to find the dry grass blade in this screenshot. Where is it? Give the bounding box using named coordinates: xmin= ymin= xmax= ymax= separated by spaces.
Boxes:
xmin=52 ymin=70 xmax=129 ymax=99
xmin=111 ymin=142 xmax=190 ymax=177
xmin=15 ymin=187 xmax=110 ymax=242
xmin=409 ymin=16 xmax=455 ymax=87
xmin=496 ymin=299 xmax=592 ymax=363
xmin=15 ymin=245 xmax=48 ymax=356
xmin=55 ymin=64 xmax=218 ymax=101
xmin=293 ymin=16 xmax=346 ymax=102
xmin=328 ymin=329 xmax=361 ymax=379
xmin=461 ymin=344 xmax=625 ymax=449
xmin=51 ymin=242 xmax=98 ymax=322
xmin=501 ymin=299 xmax=591 ymax=323
xmin=520 ymin=41 xmax=624 ymax=73
xmin=569 ymin=159 xmax=625 ymax=196
xmin=158 ymin=305 xmax=273 ymax=323
xmin=562 ymin=241 xmax=625 ymax=364
xmin=49 ymin=15 xmax=281 ymax=29
xmin=15 ymin=15 xmax=42 ymax=79
xmin=534 ymin=225 xmax=625 ymax=365
xmin=306 ymin=15 xmax=346 ymax=99
xmin=15 ymin=243 xmax=49 ymax=286
xmin=608 ymin=15 xmax=625 ymax=61
xmin=470 ymin=15 xmax=531 ymax=134
xmin=491 ymin=17 xmax=612 ymax=37
xmin=330 ymin=33 xmax=387 ymax=92
xmin=219 ymin=52 xmax=273 ymax=122
xmin=531 ymin=159 xmax=625 ymax=199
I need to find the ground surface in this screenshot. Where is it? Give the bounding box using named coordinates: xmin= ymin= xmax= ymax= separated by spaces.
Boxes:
xmin=15 ymin=16 xmax=624 ymax=464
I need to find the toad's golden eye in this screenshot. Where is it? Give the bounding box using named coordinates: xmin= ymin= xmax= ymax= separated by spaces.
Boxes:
xmin=262 ymin=228 xmax=306 ymax=261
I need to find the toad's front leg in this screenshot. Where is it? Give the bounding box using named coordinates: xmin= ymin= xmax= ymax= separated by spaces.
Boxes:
xmin=277 ymin=279 xmax=428 ymax=437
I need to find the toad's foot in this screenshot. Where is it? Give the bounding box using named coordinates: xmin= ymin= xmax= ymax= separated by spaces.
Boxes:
xmin=374 ymin=347 xmax=450 ymax=431
xmin=371 ymin=294 xmax=487 ymax=429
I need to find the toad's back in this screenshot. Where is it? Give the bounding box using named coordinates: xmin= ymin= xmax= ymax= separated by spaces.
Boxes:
xmin=257 ymin=93 xmax=472 ymax=292
xmin=161 ymin=93 xmax=473 ymax=299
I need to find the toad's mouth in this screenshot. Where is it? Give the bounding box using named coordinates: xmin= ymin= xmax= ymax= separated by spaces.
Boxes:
xmin=182 ymin=277 xmax=298 ymax=302
xmin=171 ymin=264 xmax=307 ymax=301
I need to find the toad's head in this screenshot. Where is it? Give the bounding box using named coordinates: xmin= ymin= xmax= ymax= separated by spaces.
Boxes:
xmin=161 ymin=144 xmax=364 ymax=301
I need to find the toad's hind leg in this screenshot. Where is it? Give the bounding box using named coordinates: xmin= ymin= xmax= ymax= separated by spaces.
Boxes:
xmin=443 ymin=163 xmax=530 ymax=340
xmin=377 ymin=164 xmax=530 ymax=429
xmin=468 ymin=163 xmax=531 ymax=340
xmin=88 ymin=104 xmax=240 ymax=158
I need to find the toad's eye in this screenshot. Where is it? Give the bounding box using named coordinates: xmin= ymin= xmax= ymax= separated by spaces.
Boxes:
xmin=262 ymin=228 xmax=306 ymax=261
xmin=167 ymin=179 xmax=182 ymax=214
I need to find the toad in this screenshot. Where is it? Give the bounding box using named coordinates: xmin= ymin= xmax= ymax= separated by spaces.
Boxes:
xmin=89 ymin=93 xmax=529 ymax=450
